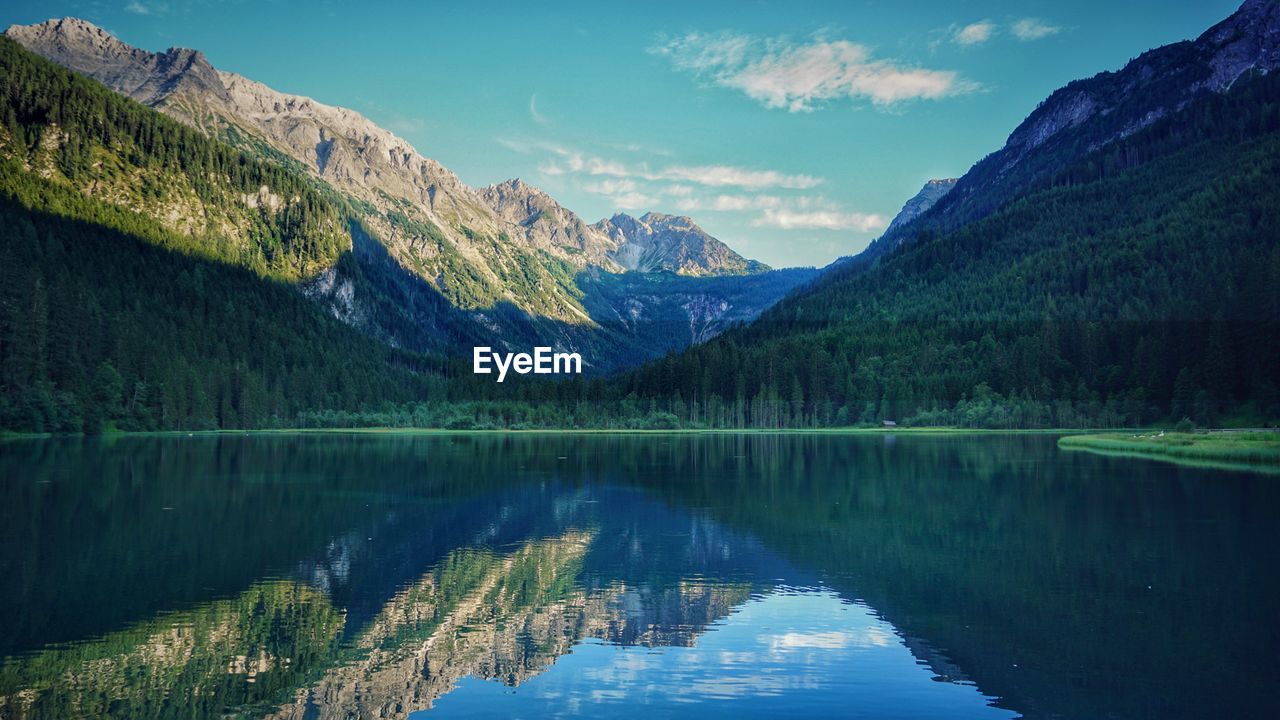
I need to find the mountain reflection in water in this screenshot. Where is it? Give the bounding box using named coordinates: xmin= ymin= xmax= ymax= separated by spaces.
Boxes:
xmin=1 ymin=433 xmax=1277 ymax=719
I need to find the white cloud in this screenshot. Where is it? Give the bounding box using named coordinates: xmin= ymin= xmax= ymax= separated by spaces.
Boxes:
xmin=383 ymin=115 xmax=425 ymax=136
xmin=582 ymin=179 xmax=639 ymax=195
xmin=751 ymin=208 xmax=886 ymax=232
xmin=529 ymin=94 xmax=549 ymax=126
xmin=607 ymin=141 xmax=675 ymax=157
xmin=1011 ymin=18 xmax=1060 ymax=41
xmin=495 ymin=137 xmax=531 ymax=154
xmin=585 ymin=157 xmax=630 ymax=177
xmin=522 ymin=140 xmax=823 ymax=191
xmin=610 ymin=191 xmax=659 ymax=210
xmin=675 ymin=194 xmax=783 ymax=212
xmin=518 ymin=140 xmax=886 ymax=233
xmin=124 ymin=1 xmax=166 ymax=15
xmin=536 ymin=161 xmax=565 ymax=176
xmin=581 ymin=179 xmax=658 ymax=210
xmin=954 ymin=21 xmax=996 ymax=46
xmin=655 ymin=164 xmax=821 ymax=189
xmin=651 ymin=31 xmax=974 ymax=111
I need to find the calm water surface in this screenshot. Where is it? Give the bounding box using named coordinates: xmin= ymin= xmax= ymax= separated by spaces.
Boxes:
xmin=0 ymin=433 xmax=1276 ymax=719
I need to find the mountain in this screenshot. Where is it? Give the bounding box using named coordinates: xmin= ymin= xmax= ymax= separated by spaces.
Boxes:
xmin=866 ymin=0 xmax=1280 ymax=257
xmin=578 ymin=267 xmax=817 ymax=349
xmin=479 ymin=178 xmax=622 ymax=271
xmin=593 ymin=212 xmax=769 ymax=275
xmin=0 ymin=526 xmax=751 ymax=720
xmin=3 ymin=18 xmax=778 ymax=350
xmin=589 ymin=0 xmax=1280 ymax=429
xmin=882 ymin=178 xmax=957 ymax=237
xmin=0 ymin=36 xmax=454 ymax=433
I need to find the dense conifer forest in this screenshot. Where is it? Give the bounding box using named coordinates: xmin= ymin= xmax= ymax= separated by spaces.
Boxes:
xmin=0 ymin=41 xmax=443 ymax=432
xmin=601 ymin=73 xmax=1280 ymax=429
xmin=1 ymin=35 xmax=1277 ymax=432
xmin=413 ymin=71 xmax=1280 ymax=430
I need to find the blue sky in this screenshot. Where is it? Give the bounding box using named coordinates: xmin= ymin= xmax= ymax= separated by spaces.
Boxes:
xmin=1 ymin=0 xmax=1244 ymax=267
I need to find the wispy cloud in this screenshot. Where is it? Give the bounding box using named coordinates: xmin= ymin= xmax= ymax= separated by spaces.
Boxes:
xmin=674 ymin=194 xmax=782 ymax=212
xmin=382 ymin=115 xmax=425 ymax=136
xmin=751 ymin=208 xmax=886 ymax=232
xmin=954 ymin=21 xmax=996 ymax=46
xmin=1011 ymin=18 xmax=1060 ymax=41
xmin=582 ymin=179 xmax=657 ymax=209
xmin=656 ymin=165 xmax=820 ymax=189
xmin=678 ymin=192 xmax=885 ymax=232
xmin=610 ymin=192 xmax=658 ymax=209
xmin=529 ymin=143 xmax=822 ymax=190
xmin=650 ymin=31 xmax=974 ymax=111
xmin=506 ymin=138 xmax=883 ymax=236
xmin=529 ymin=94 xmax=549 ymax=126
xmin=495 ymin=137 xmax=531 ymax=154
xmin=582 ymin=178 xmax=640 ymax=195
xmin=607 ymin=141 xmax=675 ymax=157
xmin=124 ymin=1 xmax=166 ymax=15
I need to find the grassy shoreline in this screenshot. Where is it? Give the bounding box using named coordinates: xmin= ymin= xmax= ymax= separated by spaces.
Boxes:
xmin=2 ymin=426 xmax=1106 ymax=441
xmin=1058 ymin=432 xmax=1280 ymax=473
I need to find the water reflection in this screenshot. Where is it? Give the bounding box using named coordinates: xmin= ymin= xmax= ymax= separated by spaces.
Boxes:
xmin=1 ymin=433 xmax=1277 ymax=719
xmin=428 ymin=590 xmax=1016 ymax=720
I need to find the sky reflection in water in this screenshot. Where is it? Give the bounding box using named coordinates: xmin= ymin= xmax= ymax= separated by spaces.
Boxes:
xmin=1 ymin=432 xmax=1277 ymax=719
xmin=428 ymin=589 xmax=1015 ymax=719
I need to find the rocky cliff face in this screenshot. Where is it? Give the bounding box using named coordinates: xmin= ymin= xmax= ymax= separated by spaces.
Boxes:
xmin=882 ymin=178 xmax=958 ymax=237
xmin=1003 ymin=0 xmax=1279 ymax=160
xmin=578 ymin=267 xmax=817 ymax=352
xmin=480 ymin=182 xmax=766 ymax=277
xmin=594 ymin=212 xmax=769 ymax=276
xmin=865 ymin=0 xmax=1280 ymax=255
xmin=479 ymin=178 xmax=623 ymax=271
xmin=4 ymin=18 xmax=229 ymax=107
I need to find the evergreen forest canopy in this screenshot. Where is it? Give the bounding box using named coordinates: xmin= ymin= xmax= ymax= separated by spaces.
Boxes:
xmin=0 ymin=34 xmax=1277 ymax=433
xmin=409 ymin=69 xmax=1280 ymax=431
xmin=600 ymin=70 xmax=1280 ymax=430
xmin=0 ymin=38 xmax=446 ymax=432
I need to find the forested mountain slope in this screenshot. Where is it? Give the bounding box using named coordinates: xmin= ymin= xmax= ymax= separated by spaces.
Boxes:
xmin=613 ymin=69 xmax=1280 ymax=428
xmin=0 ymin=197 xmax=441 ymax=432
xmin=0 ymin=38 xmax=445 ymax=431
xmin=862 ymin=0 xmax=1280 ymax=261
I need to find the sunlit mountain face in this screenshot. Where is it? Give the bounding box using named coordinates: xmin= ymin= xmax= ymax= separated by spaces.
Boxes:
xmin=2 ymin=433 xmax=1277 ymax=719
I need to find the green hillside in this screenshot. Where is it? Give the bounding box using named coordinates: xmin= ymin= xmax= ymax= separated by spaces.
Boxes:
xmin=0 ymin=38 xmax=446 ymax=432
xmin=0 ymin=37 xmax=349 ymax=281
xmin=0 ymin=194 xmax=444 ymax=432
xmin=606 ymin=71 xmax=1280 ymax=428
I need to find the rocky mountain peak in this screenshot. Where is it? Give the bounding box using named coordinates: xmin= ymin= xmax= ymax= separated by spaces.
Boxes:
xmin=1006 ymin=0 xmax=1279 ymax=158
xmin=484 ymin=178 xmax=552 ymax=205
xmin=863 ymin=0 xmax=1280 ymax=259
xmin=883 ymin=178 xmax=958 ymax=237
xmin=479 ymin=178 xmax=621 ymax=268
xmin=5 ymin=18 xmax=228 ymax=106
xmin=639 ymin=211 xmax=695 ymax=228
xmin=5 ymin=17 xmax=118 ymax=53
xmin=593 ymin=212 xmax=767 ymax=276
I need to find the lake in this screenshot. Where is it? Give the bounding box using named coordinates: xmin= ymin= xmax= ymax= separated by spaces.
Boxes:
xmin=1 ymin=432 xmax=1277 ymax=719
